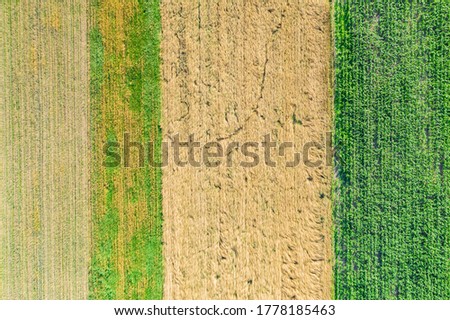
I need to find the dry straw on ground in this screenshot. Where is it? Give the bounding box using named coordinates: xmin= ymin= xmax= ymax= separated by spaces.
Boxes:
xmin=162 ymin=0 xmax=332 ymax=299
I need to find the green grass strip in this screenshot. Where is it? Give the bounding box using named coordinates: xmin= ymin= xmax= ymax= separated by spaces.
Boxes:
xmin=89 ymin=0 xmax=163 ymax=299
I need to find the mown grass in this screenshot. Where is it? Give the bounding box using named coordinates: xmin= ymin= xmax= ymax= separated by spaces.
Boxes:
xmin=89 ymin=0 xmax=163 ymax=299
xmin=334 ymin=0 xmax=450 ymax=299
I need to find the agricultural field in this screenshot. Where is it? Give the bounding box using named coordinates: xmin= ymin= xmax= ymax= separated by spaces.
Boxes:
xmin=0 ymin=0 xmax=90 ymax=299
xmin=1 ymin=0 xmax=448 ymax=301
xmin=161 ymin=0 xmax=333 ymax=299
xmin=334 ymin=0 xmax=450 ymax=299
xmin=0 ymin=0 xmax=163 ymax=300
xmin=89 ymin=0 xmax=163 ymax=299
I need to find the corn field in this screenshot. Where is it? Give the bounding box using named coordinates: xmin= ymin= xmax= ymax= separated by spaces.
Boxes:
xmin=334 ymin=0 xmax=450 ymax=299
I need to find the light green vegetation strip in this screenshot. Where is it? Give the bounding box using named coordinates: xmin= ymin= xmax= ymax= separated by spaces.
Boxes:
xmin=334 ymin=0 xmax=450 ymax=299
xmin=89 ymin=0 xmax=163 ymax=299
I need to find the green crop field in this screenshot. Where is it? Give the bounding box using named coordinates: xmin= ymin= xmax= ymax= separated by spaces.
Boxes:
xmin=334 ymin=0 xmax=450 ymax=299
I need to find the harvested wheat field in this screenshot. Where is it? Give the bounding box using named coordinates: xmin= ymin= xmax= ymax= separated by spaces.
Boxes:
xmin=0 ymin=0 xmax=90 ymax=299
xmin=161 ymin=0 xmax=332 ymax=299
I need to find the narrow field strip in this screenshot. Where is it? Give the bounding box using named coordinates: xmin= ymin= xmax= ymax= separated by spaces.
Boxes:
xmin=0 ymin=0 xmax=90 ymax=299
xmin=334 ymin=0 xmax=450 ymax=299
xmin=89 ymin=0 xmax=163 ymax=299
